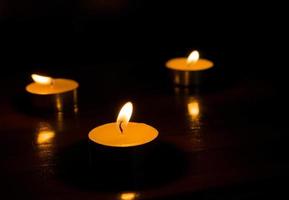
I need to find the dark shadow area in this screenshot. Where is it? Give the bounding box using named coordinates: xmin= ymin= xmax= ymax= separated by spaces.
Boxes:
xmin=55 ymin=139 xmax=190 ymax=191
xmin=161 ymin=176 xmax=289 ymax=200
xmin=11 ymin=91 xmax=50 ymax=116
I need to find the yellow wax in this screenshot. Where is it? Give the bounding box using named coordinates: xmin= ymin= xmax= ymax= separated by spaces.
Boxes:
xmin=88 ymin=122 xmax=158 ymax=147
xmin=166 ymin=58 xmax=213 ymax=71
xmin=26 ymin=79 xmax=78 ymax=95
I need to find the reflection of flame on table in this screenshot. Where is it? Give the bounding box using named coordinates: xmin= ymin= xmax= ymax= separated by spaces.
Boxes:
xmin=187 ymin=99 xmax=202 ymax=145
xmin=35 ymin=122 xmax=56 ymax=164
xmin=120 ymin=192 xmax=138 ymax=200
xmin=36 ymin=123 xmax=55 ymax=145
xmin=187 ymin=99 xmax=201 ymax=130
xmin=188 ymin=100 xmax=199 ymax=120
xmin=37 ymin=130 xmax=55 ymax=144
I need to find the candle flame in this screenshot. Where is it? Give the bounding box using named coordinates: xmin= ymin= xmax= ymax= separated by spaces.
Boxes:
xmin=188 ymin=100 xmax=199 ymax=119
xmin=31 ymin=74 xmax=53 ymax=85
xmin=117 ymin=102 xmax=133 ymax=133
xmin=187 ymin=50 xmax=199 ymax=64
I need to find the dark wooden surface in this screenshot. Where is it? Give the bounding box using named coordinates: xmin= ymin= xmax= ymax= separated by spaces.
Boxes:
xmin=0 ymin=60 xmax=288 ymax=200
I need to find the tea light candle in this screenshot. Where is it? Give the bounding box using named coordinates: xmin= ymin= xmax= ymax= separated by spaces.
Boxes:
xmin=89 ymin=102 xmax=158 ymax=147
xmin=26 ymin=74 xmax=78 ymax=95
xmin=25 ymin=74 xmax=79 ymax=112
xmin=166 ymin=50 xmax=214 ymax=86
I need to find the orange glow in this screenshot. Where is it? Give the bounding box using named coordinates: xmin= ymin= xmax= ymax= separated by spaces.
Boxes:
xmin=187 ymin=50 xmax=199 ymax=64
xmin=188 ymin=100 xmax=199 ymax=119
xmin=31 ymin=74 xmax=53 ymax=85
xmin=37 ymin=130 xmax=55 ymax=144
xmin=120 ymin=192 xmax=137 ymax=200
xmin=116 ymin=102 xmax=133 ymax=133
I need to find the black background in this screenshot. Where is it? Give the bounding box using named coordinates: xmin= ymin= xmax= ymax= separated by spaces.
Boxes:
xmin=1 ymin=0 xmax=287 ymax=97
xmin=1 ymin=0 xmax=286 ymax=74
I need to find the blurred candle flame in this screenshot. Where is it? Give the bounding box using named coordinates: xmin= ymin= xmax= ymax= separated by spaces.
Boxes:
xmin=31 ymin=74 xmax=53 ymax=85
xmin=116 ymin=102 xmax=133 ymax=133
xmin=187 ymin=50 xmax=199 ymax=64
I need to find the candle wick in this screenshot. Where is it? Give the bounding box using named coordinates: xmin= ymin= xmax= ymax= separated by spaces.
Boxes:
xmin=119 ymin=121 xmax=124 ymax=133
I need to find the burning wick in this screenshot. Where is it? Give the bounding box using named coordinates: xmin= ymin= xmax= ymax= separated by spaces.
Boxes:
xmin=119 ymin=121 xmax=124 ymax=133
xmin=88 ymin=101 xmax=159 ymax=147
xmin=116 ymin=102 xmax=133 ymax=134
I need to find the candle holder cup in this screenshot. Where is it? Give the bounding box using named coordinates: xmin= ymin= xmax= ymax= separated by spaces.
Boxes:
xmin=27 ymin=89 xmax=78 ymax=113
xmin=169 ymin=68 xmax=215 ymax=87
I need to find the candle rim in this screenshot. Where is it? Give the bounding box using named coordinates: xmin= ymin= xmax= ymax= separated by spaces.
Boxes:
xmin=26 ymin=78 xmax=79 ymax=95
xmin=88 ymin=122 xmax=159 ymax=147
xmin=166 ymin=57 xmax=214 ymax=71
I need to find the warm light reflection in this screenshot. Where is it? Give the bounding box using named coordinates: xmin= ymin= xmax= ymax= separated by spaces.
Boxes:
xmin=187 ymin=50 xmax=199 ymax=64
xmin=56 ymin=111 xmax=64 ymax=131
xmin=31 ymin=74 xmax=53 ymax=85
xmin=37 ymin=129 xmax=55 ymax=144
xmin=188 ymin=100 xmax=200 ymax=120
xmin=120 ymin=192 xmax=138 ymax=200
xmin=116 ymin=102 xmax=133 ymax=133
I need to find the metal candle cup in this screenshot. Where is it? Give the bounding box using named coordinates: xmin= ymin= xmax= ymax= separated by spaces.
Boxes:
xmin=26 ymin=74 xmax=79 ymax=113
xmin=166 ymin=50 xmax=214 ymax=87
